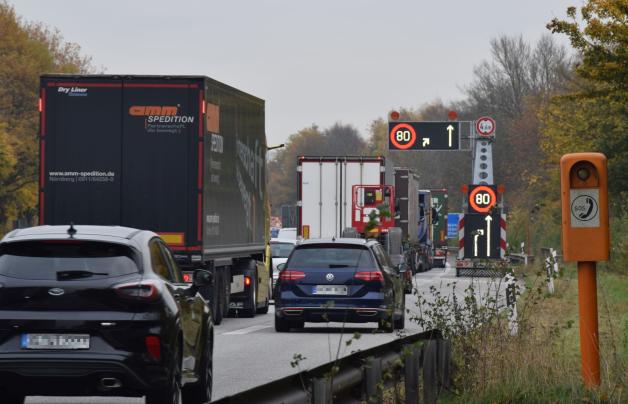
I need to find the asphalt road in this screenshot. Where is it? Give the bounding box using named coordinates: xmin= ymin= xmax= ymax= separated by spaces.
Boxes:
xmin=26 ymin=262 xmax=508 ymax=403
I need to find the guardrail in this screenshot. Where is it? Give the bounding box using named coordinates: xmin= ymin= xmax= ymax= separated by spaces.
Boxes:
xmin=508 ymin=253 xmax=534 ymax=265
xmin=213 ymin=330 xmax=450 ymax=404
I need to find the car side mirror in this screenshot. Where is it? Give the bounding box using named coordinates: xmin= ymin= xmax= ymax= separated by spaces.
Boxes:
xmin=193 ymin=269 xmax=212 ymax=287
xmin=277 ymin=263 xmax=286 ymax=271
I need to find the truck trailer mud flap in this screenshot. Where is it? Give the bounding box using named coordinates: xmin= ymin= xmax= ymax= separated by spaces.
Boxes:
xmin=231 ymin=274 xmax=245 ymax=294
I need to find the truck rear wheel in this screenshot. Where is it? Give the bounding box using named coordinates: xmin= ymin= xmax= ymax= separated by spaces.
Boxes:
xmin=212 ymin=272 xmax=224 ymax=325
xmin=242 ymin=277 xmax=257 ymax=318
xmin=257 ymin=291 xmax=269 ymax=314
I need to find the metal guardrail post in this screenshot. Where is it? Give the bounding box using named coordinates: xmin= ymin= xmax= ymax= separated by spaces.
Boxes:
xmin=404 ymin=347 xmax=420 ymax=404
xmin=364 ymin=356 xmax=383 ymax=404
xmin=437 ymin=339 xmax=451 ymax=391
xmin=422 ymin=339 xmax=438 ymax=404
xmin=214 ymin=330 xmax=441 ymax=404
xmin=312 ymin=377 xmax=331 ymax=404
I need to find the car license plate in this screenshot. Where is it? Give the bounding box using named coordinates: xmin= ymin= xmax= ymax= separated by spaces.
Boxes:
xmin=21 ymin=334 xmax=90 ymax=350
xmin=313 ymin=285 xmax=348 ymax=295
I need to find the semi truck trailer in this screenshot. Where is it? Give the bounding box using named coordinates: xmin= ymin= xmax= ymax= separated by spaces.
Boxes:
xmin=393 ymin=168 xmax=439 ymax=273
xmin=38 ymin=74 xmax=271 ymax=324
xmin=430 ymin=188 xmax=448 ymax=267
xmin=417 ymin=190 xmax=435 ymax=272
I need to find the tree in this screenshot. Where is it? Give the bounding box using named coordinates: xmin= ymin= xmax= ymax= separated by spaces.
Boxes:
xmin=547 ymin=0 xmax=627 ymax=98
xmin=0 ymin=1 xmax=94 ymax=231
xmin=544 ymin=0 xmax=628 ymax=208
xmin=267 ymin=123 xmax=368 ymax=215
xmin=462 ymin=35 xmax=572 ymax=206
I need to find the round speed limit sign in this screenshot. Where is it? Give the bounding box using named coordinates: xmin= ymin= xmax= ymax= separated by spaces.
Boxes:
xmin=475 ymin=116 xmax=496 ymax=137
xmin=389 ymin=123 xmax=417 ymax=150
xmin=469 ymin=185 xmax=497 ymax=213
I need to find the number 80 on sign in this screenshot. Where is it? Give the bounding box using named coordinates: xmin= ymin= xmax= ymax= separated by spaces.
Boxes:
xmin=389 ymin=123 xmax=416 ymax=150
xmin=468 ymin=185 xmax=497 ymax=213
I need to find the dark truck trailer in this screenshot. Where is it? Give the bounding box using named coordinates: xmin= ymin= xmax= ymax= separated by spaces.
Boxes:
xmin=429 ymin=188 xmax=448 ymax=267
xmin=393 ymin=168 xmax=433 ymax=273
xmin=417 ymin=190 xmax=435 ymax=272
xmin=393 ymin=168 xmax=419 ymax=242
xmin=39 ymin=74 xmax=271 ymax=324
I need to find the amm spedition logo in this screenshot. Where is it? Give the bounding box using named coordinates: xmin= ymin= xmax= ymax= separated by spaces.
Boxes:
xmin=129 ymin=105 xmax=195 ymax=123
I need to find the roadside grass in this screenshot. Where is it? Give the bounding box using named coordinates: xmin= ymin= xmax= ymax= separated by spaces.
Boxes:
xmin=438 ymin=264 xmax=628 ymax=403
xmin=305 ymin=259 xmax=626 ymax=403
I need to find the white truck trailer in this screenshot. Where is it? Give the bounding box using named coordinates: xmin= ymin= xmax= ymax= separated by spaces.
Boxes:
xmin=296 ymin=156 xmax=394 ymax=239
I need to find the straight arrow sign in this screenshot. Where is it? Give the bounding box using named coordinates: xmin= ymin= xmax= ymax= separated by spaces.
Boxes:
xmin=485 ymin=215 xmax=492 ymax=256
xmin=446 ymin=125 xmax=454 ymax=147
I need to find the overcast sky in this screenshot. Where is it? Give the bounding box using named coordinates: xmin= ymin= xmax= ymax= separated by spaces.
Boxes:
xmin=13 ymin=0 xmax=577 ymax=145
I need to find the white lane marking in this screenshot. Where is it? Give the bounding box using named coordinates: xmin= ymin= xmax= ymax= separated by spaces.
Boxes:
xmin=221 ymin=325 xmax=272 ymax=335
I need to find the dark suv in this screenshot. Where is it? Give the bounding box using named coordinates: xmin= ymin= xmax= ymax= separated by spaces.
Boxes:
xmin=0 ymin=225 xmax=213 ymax=404
xmin=274 ymin=238 xmax=405 ymax=333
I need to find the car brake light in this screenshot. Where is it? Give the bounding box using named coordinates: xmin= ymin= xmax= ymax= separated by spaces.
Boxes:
xmin=244 ymin=276 xmax=252 ymax=286
xmin=354 ymin=271 xmax=384 ymax=282
xmin=279 ymin=270 xmax=306 ymax=281
xmin=145 ymin=336 xmax=161 ymax=360
xmin=114 ymin=280 xmax=159 ymax=300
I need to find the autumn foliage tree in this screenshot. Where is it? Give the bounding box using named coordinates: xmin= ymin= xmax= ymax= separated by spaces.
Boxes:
xmin=267 ymin=123 xmax=368 ymax=214
xmin=0 ymin=1 xmax=94 ymax=231
xmin=544 ymin=0 xmax=628 ymax=209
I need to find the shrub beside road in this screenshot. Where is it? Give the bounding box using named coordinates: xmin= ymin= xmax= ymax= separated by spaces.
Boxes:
xmin=432 ymin=265 xmax=627 ymax=403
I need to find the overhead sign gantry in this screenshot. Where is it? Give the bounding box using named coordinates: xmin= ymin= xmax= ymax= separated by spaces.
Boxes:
xmin=388 ymin=121 xmax=460 ymax=151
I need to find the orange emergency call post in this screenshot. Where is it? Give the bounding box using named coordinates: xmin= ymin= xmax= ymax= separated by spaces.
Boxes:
xmin=560 ymin=152 xmax=609 ymax=388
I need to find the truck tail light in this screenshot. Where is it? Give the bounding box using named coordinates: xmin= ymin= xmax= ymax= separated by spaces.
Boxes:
xmin=114 ymin=280 xmax=160 ymax=301
xmin=279 ymin=270 xmax=306 ymax=281
xmin=244 ymin=275 xmax=252 ymax=286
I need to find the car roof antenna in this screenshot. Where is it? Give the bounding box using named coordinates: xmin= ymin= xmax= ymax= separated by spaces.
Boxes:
xmin=67 ymin=222 xmax=77 ymax=238
xmin=332 ymin=236 xmax=336 ymax=242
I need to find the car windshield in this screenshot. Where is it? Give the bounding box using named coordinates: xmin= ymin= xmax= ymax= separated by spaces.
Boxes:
xmin=270 ymin=242 xmax=295 ymax=258
xmin=0 ymin=240 xmax=140 ymax=281
xmin=287 ymin=245 xmax=376 ymax=269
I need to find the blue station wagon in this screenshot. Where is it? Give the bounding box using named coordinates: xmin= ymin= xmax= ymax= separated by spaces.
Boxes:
xmin=274 ymin=238 xmax=405 ymax=332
